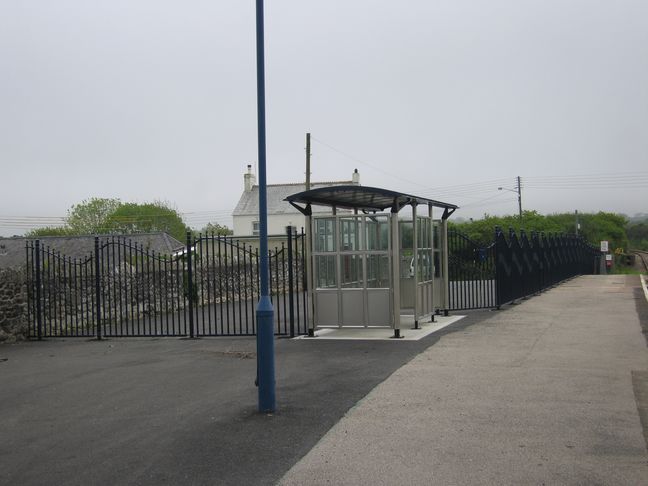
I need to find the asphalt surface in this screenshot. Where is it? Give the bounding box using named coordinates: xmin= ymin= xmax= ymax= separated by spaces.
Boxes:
xmin=0 ymin=310 xmax=488 ymax=485
xmin=280 ymin=275 xmax=648 ymax=485
xmin=4 ymin=275 xmax=647 ymax=485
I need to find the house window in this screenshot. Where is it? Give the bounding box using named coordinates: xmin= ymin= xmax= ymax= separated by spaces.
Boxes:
xmin=252 ymin=221 xmax=260 ymax=236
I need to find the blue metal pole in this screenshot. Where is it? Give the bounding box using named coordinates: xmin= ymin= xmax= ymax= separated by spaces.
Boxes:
xmin=255 ymin=0 xmax=276 ymax=413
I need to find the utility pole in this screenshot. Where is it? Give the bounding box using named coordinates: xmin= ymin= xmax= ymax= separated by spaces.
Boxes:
xmin=516 ymin=176 xmax=522 ymax=222
xmin=305 ymin=132 xmax=311 ymax=191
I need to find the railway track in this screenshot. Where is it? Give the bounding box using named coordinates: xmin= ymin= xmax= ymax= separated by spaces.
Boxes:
xmin=631 ymin=249 xmax=648 ymax=273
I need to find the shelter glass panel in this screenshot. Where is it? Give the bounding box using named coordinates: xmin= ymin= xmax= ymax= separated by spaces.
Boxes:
xmin=340 ymin=217 xmax=362 ymax=252
xmin=433 ymin=221 xmax=442 ymax=278
xmin=399 ymin=220 xmax=414 ymax=278
xmin=367 ymin=254 xmax=390 ymax=288
xmin=417 ymin=217 xmax=431 ymax=248
xmin=418 ymin=249 xmax=433 ymax=281
xmin=315 ymin=218 xmax=336 ymax=252
xmin=341 ymin=254 xmax=363 ymax=288
xmin=366 ymin=216 xmax=389 ymax=251
xmin=315 ymin=255 xmax=337 ymax=289
xmin=416 ymin=217 xmax=433 ymax=282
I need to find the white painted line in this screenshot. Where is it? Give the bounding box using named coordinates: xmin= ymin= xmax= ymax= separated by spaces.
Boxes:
xmin=641 ymin=274 xmax=648 ymax=303
xmin=293 ymin=315 xmax=466 ymax=341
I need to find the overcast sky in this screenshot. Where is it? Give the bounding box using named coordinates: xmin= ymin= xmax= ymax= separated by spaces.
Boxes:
xmin=1 ymin=0 xmax=647 ymax=236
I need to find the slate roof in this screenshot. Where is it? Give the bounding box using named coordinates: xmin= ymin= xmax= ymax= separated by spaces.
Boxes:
xmin=233 ymin=181 xmax=355 ymax=217
xmin=0 ymin=232 xmax=184 ymax=269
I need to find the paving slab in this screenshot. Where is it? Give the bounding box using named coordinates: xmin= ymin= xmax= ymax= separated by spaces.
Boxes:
xmin=280 ymin=275 xmax=648 ymax=485
xmin=296 ymin=315 xmax=465 ymax=341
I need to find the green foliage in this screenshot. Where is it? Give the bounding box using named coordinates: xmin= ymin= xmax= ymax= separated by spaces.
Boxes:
xmin=450 ymin=210 xmax=628 ymax=249
xmin=105 ymin=202 xmax=189 ymax=242
xmin=200 ymin=222 xmax=233 ymax=236
xmin=611 ymin=265 xmax=642 ymax=275
xmin=578 ymin=212 xmax=628 ymax=252
xmin=627 ymin=222 xmax=648 ymax=250
xmin=27 ymin=198 xmax=189 ymax=241
xmin=67 ymin=198 xmax=122 ymax=234
xmin=25 ymin=226 xmax=72 ymax=237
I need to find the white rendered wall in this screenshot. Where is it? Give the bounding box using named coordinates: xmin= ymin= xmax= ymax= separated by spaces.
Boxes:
xmin=233 ymin=213 xmax=307 ymax=236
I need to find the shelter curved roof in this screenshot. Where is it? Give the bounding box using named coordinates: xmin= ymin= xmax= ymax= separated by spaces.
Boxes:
xmin=285 ymin=185 xmax=458 ymax=218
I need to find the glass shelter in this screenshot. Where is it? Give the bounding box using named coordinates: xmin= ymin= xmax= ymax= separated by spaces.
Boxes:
xmin=286 ymin=186 xmax=457 ymax=338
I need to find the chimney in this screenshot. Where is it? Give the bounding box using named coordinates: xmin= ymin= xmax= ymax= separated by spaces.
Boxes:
xmin=352 ymin=168 xmax=360 ymax=185
xmin=244 ymin=164 xmax=256 ymax=192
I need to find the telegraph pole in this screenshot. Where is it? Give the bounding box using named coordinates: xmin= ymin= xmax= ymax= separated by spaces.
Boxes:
xmin=498 ymin=176 xmax=523 ymax=221
xmin=255 ymin=0 xmax=275 ymax=413
xmin=516 ymin=176 xmax=522 ymax=222
xmin=305 ymin=132 xmax=311 ymax=190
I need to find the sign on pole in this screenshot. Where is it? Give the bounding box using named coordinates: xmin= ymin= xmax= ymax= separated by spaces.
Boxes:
xmin=600 ymin=241 xmax=609 ymax=252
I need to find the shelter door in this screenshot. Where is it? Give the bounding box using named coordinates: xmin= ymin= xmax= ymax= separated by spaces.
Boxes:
xmin=313 ymin=215 xmax=392 ymax=328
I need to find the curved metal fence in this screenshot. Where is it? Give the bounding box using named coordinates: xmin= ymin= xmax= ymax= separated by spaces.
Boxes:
xmin=448 ymin=228 xmax=600 ymax=311
xmin=26 ymin=230 xmax=308 ymax=339
xmin=26 ymin=226 xmax=602 ymax=338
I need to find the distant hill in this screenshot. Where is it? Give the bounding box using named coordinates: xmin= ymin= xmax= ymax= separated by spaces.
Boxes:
xmin=627 ymin=213 xmax=648 ymax=224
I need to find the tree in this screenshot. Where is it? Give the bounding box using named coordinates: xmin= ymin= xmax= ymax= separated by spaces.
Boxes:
xmin=25 ymin=198 xmax=190 ymax=239
xmin=627 ymin=222 xmax=648 ymax=250
xmin=25 ymin=226 xmax=72 ymax=237
xmin=579 ymin=212 xmax=628 ymax=252
xmin=66 ymin=198 xmax=122 ymax=234
xmin=104 ymin=201 xmax=189 ymax=241
xmin=450 ymin=210 xmax=628 ymax=249
xmin=200 ymin=222 xmax=233 ymax=236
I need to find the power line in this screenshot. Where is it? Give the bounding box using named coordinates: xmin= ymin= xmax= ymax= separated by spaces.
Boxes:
xmin=311 ymin=136 xmax=434 ymax=189
xmin=2 ymin=170 xmax=647 ymax=232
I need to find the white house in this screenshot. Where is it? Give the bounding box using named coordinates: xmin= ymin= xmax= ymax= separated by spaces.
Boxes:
xmin=232 ymin=166 xmax=360 ymax=236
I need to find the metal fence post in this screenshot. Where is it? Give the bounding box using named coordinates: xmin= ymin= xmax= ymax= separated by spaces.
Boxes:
xmin=94 ymin=237 xmax=102 ymax=340
xmin=186 ymin=231 xmax=195 ymax=338
xmin=494 ymin=227 xmax=502 ymax=309
xmin=34 ymin=240 xmax=43 ymax=340
xmin=286 ymin=226 xmax=296 ymax=337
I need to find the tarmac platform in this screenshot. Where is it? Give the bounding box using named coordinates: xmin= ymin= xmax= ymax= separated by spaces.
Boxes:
xmin=1 ymin=275 xmax=647 ymax=485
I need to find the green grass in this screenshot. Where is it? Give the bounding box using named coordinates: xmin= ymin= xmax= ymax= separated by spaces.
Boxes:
xmin=611 ymin=266 xmax=644 ymax=275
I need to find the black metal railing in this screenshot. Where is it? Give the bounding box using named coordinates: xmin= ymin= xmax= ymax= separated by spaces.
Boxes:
xmin=448 ymin=228 xmax=600 ymax=311
xmin=447 ymin=231 xmax=496 ymax=310
xmin=26 ymin=225 xmax=602 ymax=338
xmin=26 ymin=228 xmax=308 ymax=339
xmin=494 ymin=227 xmax=600 ymax=307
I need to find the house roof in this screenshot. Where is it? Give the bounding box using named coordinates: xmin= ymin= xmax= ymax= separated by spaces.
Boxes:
xmin=285 ymin=185 xmax=458 ymax=218
xmin=232 ymin=181 xmax=353 ymax=217
xmin=0 ymin=232 xmax=184 ymax=269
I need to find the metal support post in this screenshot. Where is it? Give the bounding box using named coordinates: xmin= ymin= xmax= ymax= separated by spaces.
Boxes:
xmin=412 ymin=204 xmax=419 ymax=329
xmin=94 ymin=237 xmax=102 ymax=340
xmin=287 ymin=226 xmax=296 ymax=338
xmin=255 ymin=0 xmax=275 ymax=413
xmin=429 ymin=204 xmax=435 ymax=323
xmin=35 ymin=240 xmax=43 ymax=340
xmin=391 ymin=210 xmax=402 ymax=338
xmin=186 ymin=231 xmax=195 ymax=339
xmin=305 ymin=212 xmax=315 ymax=337
xmin=441 ymin=218 xmax=450 ymax=316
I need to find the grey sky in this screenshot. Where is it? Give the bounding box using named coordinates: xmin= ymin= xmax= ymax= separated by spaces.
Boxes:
xmin=1 ymin=0 xmax=647 ymax=236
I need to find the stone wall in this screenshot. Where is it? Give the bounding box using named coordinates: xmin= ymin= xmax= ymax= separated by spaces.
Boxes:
xmin=25 ymin=258 xmax=305 ymax=336
xmin=0 ymin=267 xmax=28 ymax=343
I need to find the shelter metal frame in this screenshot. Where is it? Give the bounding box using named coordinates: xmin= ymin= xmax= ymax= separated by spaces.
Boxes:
xmin=286 ymin=185 xmax=457 ymax=338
